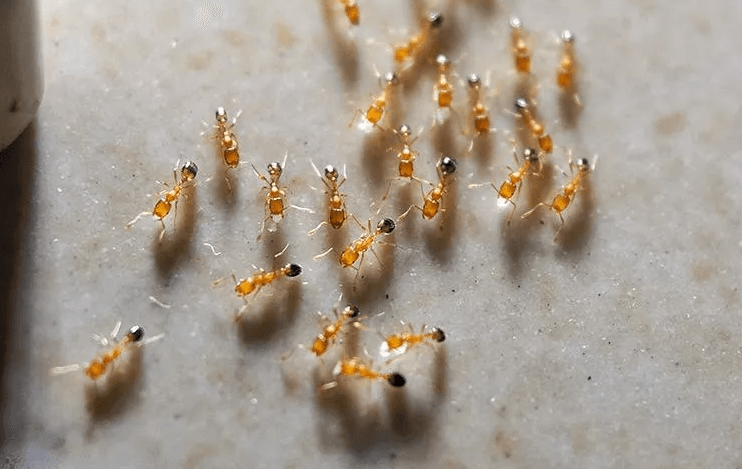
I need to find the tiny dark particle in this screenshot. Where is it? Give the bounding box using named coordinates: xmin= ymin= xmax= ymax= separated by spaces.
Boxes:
xmin=587 ymin=376 xmax=592 ymax=381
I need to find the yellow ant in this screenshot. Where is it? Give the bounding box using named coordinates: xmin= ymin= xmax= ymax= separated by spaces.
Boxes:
xmin=307 ymin=162 xmax=352 ymax=235
xmin=433 ymin=54 xmax=455 ymax=112
xmin=212 ymin=107 xmax=241 ymax=169
xmin=311 ymin=304 xmax=362 ymax=356
xmin=228 ymin=263 xmax=302 ymax=318
xmin=379 ymin=324 xmax=445 ymax=359
xmin=321 ymin=357 xmax=406 ymax=390
xmin=466 ymin=73 xmax=496 ymax=136
xmin=50 ymin=322 xmax=163 ymax=380
xmin=336 ymin=0 xmax=360 ymax=25
xmin=393 ymin=12 xmax=443 ymax=67
xmin=390 ymin=124 xmax=420 ymax=180
xmin=399 ymin=156 xmax=457 ymax=220
xmin=509 ymin=17 xmax=532 ymax=74
xmin=556 ymin=30 xmax=576 ymax=89
xmin=514 ymin=98 xmax=554 ymax=154
xmin=251 ymin=153 xmax=312 ymax=236
xmin=469 ymin=146 xmax=541 ymax=221
xmin=349 ymin=70 xmax=399 ymax=132
xmin=521 ymin=155 xmax=593 ymax=240
xmin=125 ymin=161 xmax=198 ymax=241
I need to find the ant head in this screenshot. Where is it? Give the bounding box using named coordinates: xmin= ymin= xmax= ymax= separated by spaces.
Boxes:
xmin=439 ymin=156 xmax=457 ymax=176
xmin=509 ymin=16 xmax=522 ymax=30
xmin=577 ymin=158 xmax=590 ymax=172
xmin=267 ymin=161 xmax=283 ymax=178
xmin=561 ymin=30 xmax=575 ymax=44
xmin=384 ymin=72 xmax=399 ymax=86
xmin=514 ymin=98 xmax=528 ymax=112
xmin=285 ymin=264 xmax=302 ymax=277
xmin=345 ymin=304 xmax=360 ymax=318
xmin=181 ymin=161 xmax=199 ymax=180
xmin=435 ymin=54 xmax=451 ymax=72
xmin=398 ymin=124 xmax=411 ymax=138
xmin=432 ymin=327 xmax=446 ymax=342
xmin=378 ymin=218 xmax=396 ymax=234
xmin=427 ymin=12 xmax=443 ymax=29
xmin=467 ymin=74 xmax=481 ymax=90
xmin=523 ymin=148 xmax=539 ymax=163
xmin=388 ymin=372 xmax=406 ymax=387
xmin=127 ymin=325 xmax=145 ymax=342
xmin=215 ymin=107 xmax=227 ymax=122
xmin=324 ymin=165 xmax=339 ymax=182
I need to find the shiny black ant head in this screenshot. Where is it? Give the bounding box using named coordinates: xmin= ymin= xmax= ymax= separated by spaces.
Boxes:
xmin=345 ymin=304 xmax=360 ymax=318
xmin=577 ymin=158 xmax=590 ymax=172
xmin=267 ymin=161 xmax=283 ymax=178
xmin=523 ymin=148 xmax=539 ymax=163
xmin=427 ymin=12 xmax=443 ymax=28
xmin=384 ymin=72 xmax=399 ymax=86
xmin=324 ymin=165 xmax=339 ymax=181
xmin=181 ymin=161 xmax=198 ymax=181
xmin=514 ymin=98 xmax=528 ymax=112
xmin=435 ymin=54 xmax=451 ymax=71
xmin=378 ymin=218 xmax=396 ymax=234
xmin=467 ymin=74 xmax=481 ymax=89
xmin=388 ymin=372 xmax=406 ymax=387
xmin=561 ymin=30 xmax=575 ymax=44
xmin=215 ymin=107 xmax=227 ymax=122
xmin=509 ymin=16 xmax=522 ymax=29
xmin=127 ymin=325 xmax=144 ymax=342
xmin=285 ymin=263 xmax=302 ymax=277
xmin=432 ymin=327 xmax=446 ymax=342
xmin=439 ymin=156 xmax=457 ymax=176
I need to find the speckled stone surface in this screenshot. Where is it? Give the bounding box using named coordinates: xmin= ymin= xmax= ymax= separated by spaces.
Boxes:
xmin=1 ymin=0 xmax=742 ymax=468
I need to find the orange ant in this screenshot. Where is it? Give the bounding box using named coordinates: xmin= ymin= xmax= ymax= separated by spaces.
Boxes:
xmin=212 ymin=107 xmax=240 ymax=169
xmin=556 ymin=30 xmax=576 ymax=89
xmin=321 ymin=357 xmax=406 ymax=390
xmin=229 ymin=263 xmax=302 ymax=317
xmin=125 ymin=161 xmax=198 ymax=240
xmin=466 ymin=74 xmax=496 ymax=136
xmin=311 ymin=304 xmax=361 ymax=356
xmin=399 ymin=156 xmax=457 ymax=220
xmin=433 ymin=54 xmax=455 ymax=112
xmin=514 ymin=98 xmax=554 ymax=154
xmin=315 ymin=218 xmax=396 ymax=276
xmin=380 ymin=324 xmax=445 ymax=359
xmin=350 ymin=70 xmax=399 ymax=132
xmin=252 ymin=154 xmax=311 ymax=235
xmin=336 ymin=0 xmax=360 ymax=25
xmin=392 ymin=12 xmax=443 ymax=67
xmin=521 ymin=156 xmax=593 ymax=240
xmin=509 ymin=17 xmax=531 ymax=74
xmin=469 ymin=146 xmax=541 ymax=221
xmin=390 ymin=124 xmax=420 ymax=180
xmin=50 ymin=322 xmax=163 ymax=380
xmin=307 ymin=162 xmax=352 ymax=235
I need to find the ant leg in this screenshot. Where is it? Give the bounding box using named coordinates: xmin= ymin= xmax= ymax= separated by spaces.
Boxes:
xmin=158 ymin=219 xmax=167 ymax=242
xmin=521 ymin=202 xmax=549 ymax=219
xmin=125 ymin=211 xmax=153 ymax=229
xmin=313 ymin=246 xmax=334 ymax=260
xmin=553 ymin=213 xmax=566 ymax=242
xmin=397 ymin=204 xmax=423 ymax=221
xmin=505 ymin=198 xmax=518 ymax=224
xmin=350 ymin=213 xmax=365 ymax=231
xmin=374 ymin=180 xmax=394 ymax=216
xmin=307 ymin=221 xmax=329 ymax=236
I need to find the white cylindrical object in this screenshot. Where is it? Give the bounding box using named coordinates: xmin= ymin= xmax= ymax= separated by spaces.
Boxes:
xmin=0 ymin=0 xmax=43 ymax=151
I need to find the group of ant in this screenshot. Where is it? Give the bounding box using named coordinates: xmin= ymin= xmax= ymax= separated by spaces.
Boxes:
xmin=51 ymin=12 xmax=594 ymax=397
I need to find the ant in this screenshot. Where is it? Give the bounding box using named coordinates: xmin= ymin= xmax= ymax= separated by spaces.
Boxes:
xmin=433 ymin=54 xmax=455 ymax=112
xmin=399 ymin=156 xmax=457 ymax=220
xmin=466 ymin=73 xmax=496 ymax=137
xmin=556 ymin=30 xmax=576 ymax=89
xmin=316 ymin=218 xmax=396 ymax=278
xmin=50 ymin=322 xmax=163 ymax=380
xmin=380 ymin=324 xmax=445 ymax=359
xmin=212 ymin=107 xmax=241 ymax=169
xmin=311 ymin=304 xmax=361 ymax=356
xmin=229 ymin=263 xmax=302 ymax=317
xmin=307 ymin=162 xmax=352 ymax=235
xmin=350 ymin=70 xmax=399 ymax=132
xmin=336 ymin=0 xmax=359 ymax=25
xmin=469 ymin=146 xmax=541 ymax=221
xmin=514 ymin=98 xmax=554 ymax=154
xmin=321 ymin=357 xmax=406 ymax=390
xmin=125 ymin=161 xmax=198 ymax=241
xmin=251 ymin=154 xmax=311 ymax=235
xmin=521 ymin=155 xmax=593 ymax=240
xmin=509 ymin=17 xmax=531 ymax=74
xmin=390 ymin=124 xmax=420 ymax=180
xmin=392 ymin=12 xmax=443 ymax=67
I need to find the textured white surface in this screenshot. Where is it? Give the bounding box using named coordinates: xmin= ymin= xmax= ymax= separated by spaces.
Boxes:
xmin=2 ymin=0 xmax=742 ymax=468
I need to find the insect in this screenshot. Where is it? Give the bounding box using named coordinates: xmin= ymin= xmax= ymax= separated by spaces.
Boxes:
xmin=125 ymin=161 xmax=198 ymax=240
xmin=50 ymin=322 xmax=163 ymax=380
xmin=230 ymin=263 xmax=302 ymax=316
xmin=336 ymin=0 xmax=360 ymax=25
xmin=470 ymin=146 xmax=541 ymax=220
xmin=514 ymin=98 xmax=554 ymax=154
xmin=212 ymin=107 xmax=240 ymax=169
xmin=466 ymin=74 xmax=495 ymax=136
xmin=332 ymin=218 xmax=396 ymax=271
xmin=556 ymin=30 xmax=576 ymax=89
xmin=392 ymin=12 xmax=443 ymax=66
xmin=350 ymin=70 xmax=399 ymax=132
xmin=307 ymin=162 xmax=351 ymax=235
xmin=433 ymin=54 xmax=455 ymax=111
xmin=400 ymin=156 xmax=457 ymax=220
xmin=509 ymin=17 xmax=531 ymax=74
xmin=321 ymin=357 xmax=406 ymax=390
xmin=521 ymin=156 xmax=592 ymax=239
xmin=380 ymin=324 xmax=446 ymax=358
xmin=311 ymin=304 xmax=361 ymax=356
xmin=390 ymin=124 xmax=420 ymax=179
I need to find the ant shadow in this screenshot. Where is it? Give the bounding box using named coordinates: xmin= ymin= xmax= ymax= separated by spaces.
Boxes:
xmin=214 ymin=165 xmax=239 ymax=210
xmin=84 ymin=346 xmax=144 ymax=425
xmin=460 ymin=0 xmax=498 ymax=17
xmin=318 ymin=0 xmax=359 ymax=88
xmin=153 ymin=184 xmax=198 ymax=281
xmin=340 ymin=233 xmax=396 ymax=307
xmin=471 ymin=130 xmax=495 ymax=169
xmin=261 ymin=224 xmax=289 ymax=268
xmin=423 ymin=175 xmax=459 ymax=266
xmin=556 ymin=177 xmax=594 ymax=255
xmin=431 ymin=113 xmax=460 ymax=158
xmin=361 ymin=130 xmax=394 ymax=197
xmin=558 ymin=83 xmax=583 ymax=130
xmin=236 ymin=280 xmax=303 ymax=346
